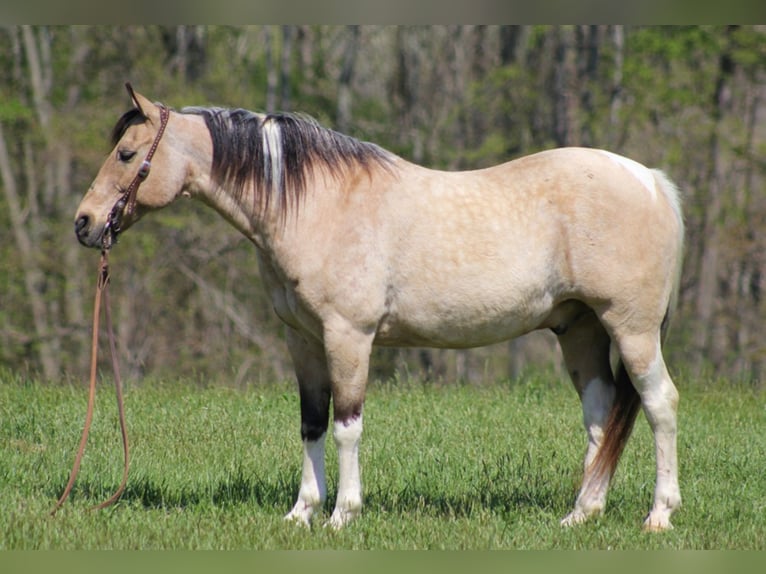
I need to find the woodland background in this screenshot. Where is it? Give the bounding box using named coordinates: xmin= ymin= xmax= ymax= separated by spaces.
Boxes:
xmin=0 ymin=25 xmax=764 ymax=387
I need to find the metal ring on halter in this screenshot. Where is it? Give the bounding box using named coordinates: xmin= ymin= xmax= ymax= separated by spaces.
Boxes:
xmin=137 ymin=159 xmax=151 ymax=179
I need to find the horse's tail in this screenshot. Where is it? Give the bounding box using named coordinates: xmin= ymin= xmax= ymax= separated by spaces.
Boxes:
xmin=590 ymin=169 xmax=684 ymax=483
xmin=589 ymin=362 xmax=642 ymax=484
xmin=652 ymin=168 xmax=685 ymax=345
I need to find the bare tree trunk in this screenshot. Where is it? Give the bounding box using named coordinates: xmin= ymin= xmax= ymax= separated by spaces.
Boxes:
xmin=552 ymin=26 xmax=575 ymax=147
xmin=694 ymin=26 xmax=737 ymax=374
xmin=500 ymin=25 xmax=530 ymax=66
xmin=391 ymin=27 xmax=425 ymax=163
xmin=0 ymin=26 xmax=63 ymax=379
xmin=175 ymin=26 xmax=189 ymax=79
xmin=498 ymin=26 xmax=531 ymax=157
xmin=265 ymin=26 xmax=278 ymax=112
xmin=21 ymin=26 xmax=52 ymax=131
xmin=263 ymin=26 xmax=294 ymax=112
xmin=448 ymin=25 xmax=469 ymax=167
xmin=164 ymin=25 xmax=206 ymax=82
xmin=0 ymin=124 xmax=60 ymax=380
xmin=609 ymin=25 xmax=625 ymax=148
xmin=178 ymin=263 xmax=289 ymax=380
xmin=60 ymin=26 xmax=91 ymax=374
xmin=280 ymin=25 xmax=294 ymax=111
xmin=336 ymin=25 xmax=360 ymax=133
xmin=296 ymin=25 xmax=315 ymax=87
xmin=728 ymin=60 xmax=764 ymax=381
xmin=576 ymin=25 xmax=600 ymax=147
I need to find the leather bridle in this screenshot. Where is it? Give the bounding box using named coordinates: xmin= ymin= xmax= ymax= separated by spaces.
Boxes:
xmin=103 ymin=99 xmax=170 ymax=250
xmin=51 ymin=93 xmax=170 ymax=515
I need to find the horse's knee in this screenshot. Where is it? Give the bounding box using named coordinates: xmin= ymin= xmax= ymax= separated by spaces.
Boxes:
xmin=299 ymin=389 xmax=331 ymax=442
xmin=301 ymin=418 xmax=329 ymax=443
xmin=613 ymin=331 xmax=663 ymax=379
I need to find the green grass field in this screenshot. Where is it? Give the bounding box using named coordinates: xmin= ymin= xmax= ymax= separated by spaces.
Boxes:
xmin=1 ymin=369 xmax=764 ymax=549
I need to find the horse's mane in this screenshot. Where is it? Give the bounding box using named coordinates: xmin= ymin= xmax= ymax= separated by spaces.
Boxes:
xmin=110 ymin=104 xmax=396 ymax=217
xmin=181 ymin=106 xmax=396 ymax=215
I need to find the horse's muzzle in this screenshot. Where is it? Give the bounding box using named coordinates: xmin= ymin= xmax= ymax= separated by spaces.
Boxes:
xmin=74 ymin=214 xmax=103 ymax=249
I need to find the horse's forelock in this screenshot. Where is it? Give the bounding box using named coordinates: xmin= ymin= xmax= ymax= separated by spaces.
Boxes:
xmin=110 ymin=108 xmax=147 ymax=148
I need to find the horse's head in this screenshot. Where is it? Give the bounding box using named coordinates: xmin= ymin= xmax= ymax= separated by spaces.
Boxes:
xmin=75 ymin=85 xmax=183 ymax=249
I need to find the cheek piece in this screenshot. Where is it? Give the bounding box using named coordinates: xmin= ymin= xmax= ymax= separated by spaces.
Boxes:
xmin=103 ymin=93 xmax=169 ymax=251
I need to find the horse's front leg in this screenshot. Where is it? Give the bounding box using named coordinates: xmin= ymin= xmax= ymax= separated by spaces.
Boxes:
xmin=284 ymin=328 xmax=332 ymax=527
xmin=323 ymin=319 xmax=374 ymax=529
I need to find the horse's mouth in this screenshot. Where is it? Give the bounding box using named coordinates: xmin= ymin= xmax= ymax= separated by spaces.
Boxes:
xmin=74 ymin=215 xmax=107 ymax=249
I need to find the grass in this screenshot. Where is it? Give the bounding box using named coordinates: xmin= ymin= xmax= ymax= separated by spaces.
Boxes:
xmin=1 ymin=369 xmax=765 ymax=549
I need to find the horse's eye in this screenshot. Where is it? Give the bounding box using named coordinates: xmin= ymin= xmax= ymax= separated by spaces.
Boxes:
xmin=117 ymin=149 xmax=137 ymax=163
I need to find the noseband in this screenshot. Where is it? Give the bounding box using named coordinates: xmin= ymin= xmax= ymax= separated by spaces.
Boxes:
xmin=103 ymin=101 xmax=170 ymax=250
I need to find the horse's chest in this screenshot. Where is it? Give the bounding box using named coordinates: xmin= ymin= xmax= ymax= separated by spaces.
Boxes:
xmin=271 ymin=284 xmax=301 ymax=329
xmin=257 ymin=252 xmax=324 ymax=338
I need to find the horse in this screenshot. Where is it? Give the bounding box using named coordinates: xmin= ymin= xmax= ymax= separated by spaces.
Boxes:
xmin=74 ymin=85 xmax=684 ymax=531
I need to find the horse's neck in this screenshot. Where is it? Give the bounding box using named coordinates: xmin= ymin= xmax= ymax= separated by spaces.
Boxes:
xmin=193 ymin=176 xmax=310 ymax=253
xmin=175 ymin=115 xmax=262 ymax=245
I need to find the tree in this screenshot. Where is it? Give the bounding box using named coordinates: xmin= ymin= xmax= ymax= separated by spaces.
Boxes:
xmin=0 ymin=26 xmax=763 ymax=384
xmin=1 ymin=26 xmax=64 ymax=380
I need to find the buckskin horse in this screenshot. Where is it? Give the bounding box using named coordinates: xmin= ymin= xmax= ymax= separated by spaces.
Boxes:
xmin=74 ymin=85 xmax=684 ymax=531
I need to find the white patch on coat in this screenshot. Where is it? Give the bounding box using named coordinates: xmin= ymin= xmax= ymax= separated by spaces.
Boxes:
xmin=597 ymin=150 xmax=656 ymax=199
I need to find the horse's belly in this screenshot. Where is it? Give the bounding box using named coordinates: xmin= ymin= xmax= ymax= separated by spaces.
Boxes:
xmin=373 ymin=291 xmax=553 ymax=349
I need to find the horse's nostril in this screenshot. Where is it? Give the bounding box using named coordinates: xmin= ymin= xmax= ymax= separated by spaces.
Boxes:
xmin=75 ymin=214 xmax=90 ymax=237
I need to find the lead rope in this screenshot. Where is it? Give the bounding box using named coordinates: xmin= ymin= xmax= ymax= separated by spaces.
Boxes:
xmin=50 ymin=249 xmax=130 ymax=515
xmin=51 ymin=85 xmax=168 ymax=515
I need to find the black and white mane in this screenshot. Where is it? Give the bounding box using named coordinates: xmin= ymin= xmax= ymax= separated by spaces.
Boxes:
xmin=113 ymin=105 xmax=395 ymax=215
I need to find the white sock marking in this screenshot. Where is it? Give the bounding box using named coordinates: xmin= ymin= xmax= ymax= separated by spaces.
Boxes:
xmin=285 ymin=434 xmax=326 ymax=526
xmin=328 ymin=414 xmax=363 ymax=528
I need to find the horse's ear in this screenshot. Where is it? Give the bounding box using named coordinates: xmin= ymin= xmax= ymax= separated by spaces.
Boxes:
xmin=124 ymin=82 xmax=156 ymax=120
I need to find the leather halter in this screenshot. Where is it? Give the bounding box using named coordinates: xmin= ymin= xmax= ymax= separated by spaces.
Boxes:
xmin=103 ymin=102 xmax=170 ymax=250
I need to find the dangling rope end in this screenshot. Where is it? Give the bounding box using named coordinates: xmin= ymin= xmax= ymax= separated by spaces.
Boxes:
xmin=50 ymin=248 xmax=129 ymax=515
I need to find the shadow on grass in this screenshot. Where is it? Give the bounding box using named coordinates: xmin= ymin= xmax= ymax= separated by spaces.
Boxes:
xmin=49 ymin=468 xmax=298 ymax=512
xmin=49 ymin=473 xmax=573 ymax=520
xmin=362 ymin=451 xmax=579 ymax=520
xmin=364 ymin=477 xmax=573 ymax=520
xmin=49 ymin=455 xmax=577 ymax=519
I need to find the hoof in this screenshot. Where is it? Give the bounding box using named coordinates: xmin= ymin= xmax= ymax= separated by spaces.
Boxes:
xmin=284 ymin=504 xmax=314 ymax=528
xmin=325 ymin=507 xmax=359 ymax=530
xmin=560 ymin=510 xmax=588 ymax=527
xmin=642 ymin=514 xmax=674 ymax=532
xmin=561 ymin=505 xmax=602 ymax=527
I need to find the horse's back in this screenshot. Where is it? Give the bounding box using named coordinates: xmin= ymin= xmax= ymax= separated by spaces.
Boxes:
xmin=373 ymin=147 xmax=682 ymax=347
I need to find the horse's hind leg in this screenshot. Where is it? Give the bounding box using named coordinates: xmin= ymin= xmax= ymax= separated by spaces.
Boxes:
xmin=556 ymin=311 xmax=617 ymax=526
xmin=284 ymin=328 xmax=332 ymax=527
xmin=614 ymin=330 xmax=681 ymax=531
